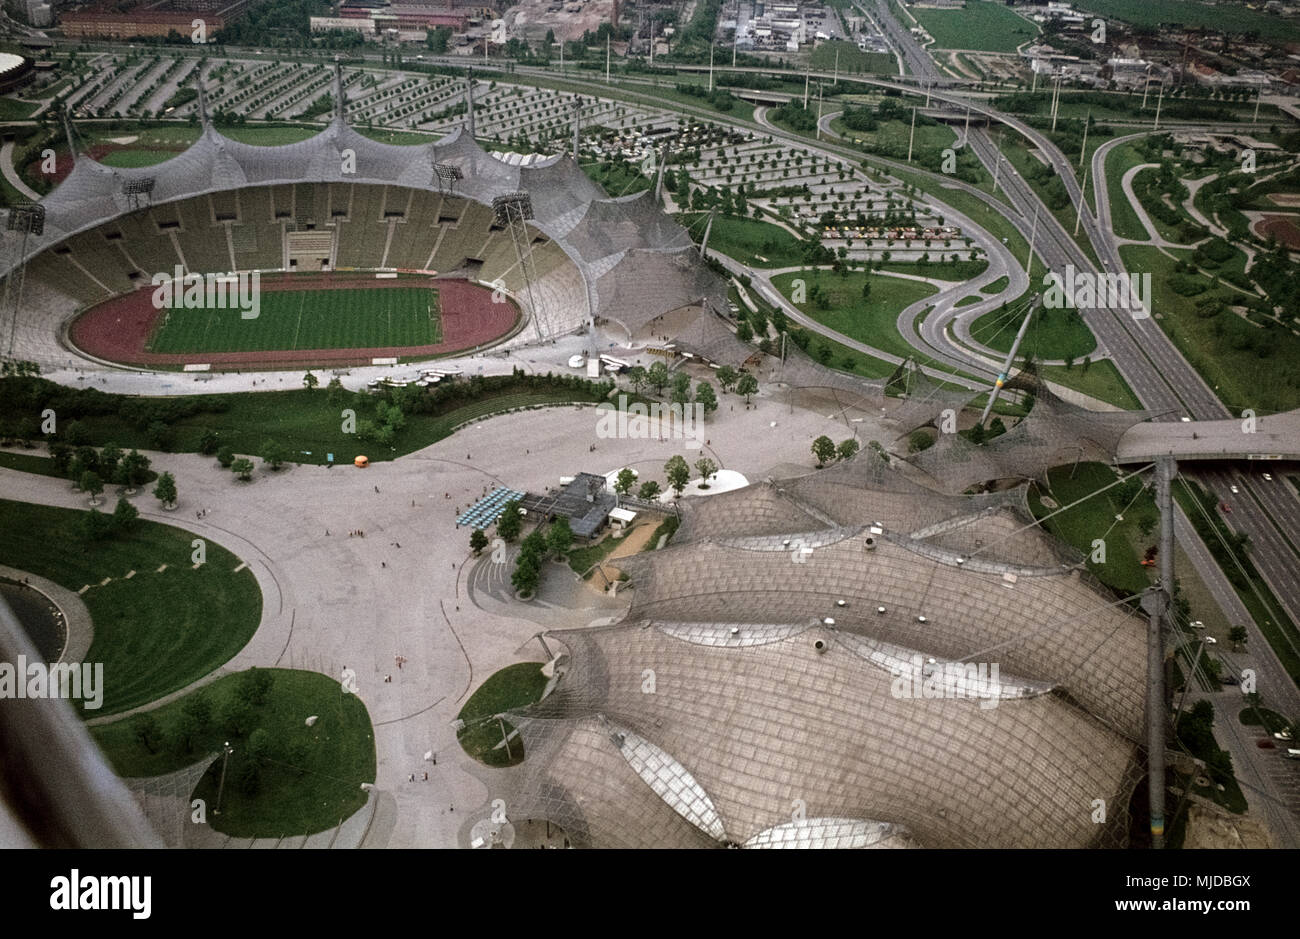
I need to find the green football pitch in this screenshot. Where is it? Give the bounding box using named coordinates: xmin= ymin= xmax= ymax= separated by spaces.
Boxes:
xmin=147 ymin=286 xmax=442 ymax=353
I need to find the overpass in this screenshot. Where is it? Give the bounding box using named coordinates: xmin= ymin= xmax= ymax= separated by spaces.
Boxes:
xmin=1116 ymin=409 xmax=1300 ymax=463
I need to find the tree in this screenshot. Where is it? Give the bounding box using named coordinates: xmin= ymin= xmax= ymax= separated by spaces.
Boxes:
xmin=153 ymin=471 xmax=177 ymax=509
xmin=261 ymin=439 xmax=289 ymax=470
xmin=218 ymin=695 xmax=253 ymax=737
xmin=198 ymin=429 xmax=221 ymax=455
xmin=122 ymin=450 xmax=151 ymax=489
xmin=216 ymin=446 xmax=235 ymax=468
xmin=665 ymin=455 xmax=690 ymax=496
xmin=546 ymin=517 xmax=574 ymax=559
xmin=496 ymin=500 xmax=523 ymax=542
xmin=511 ymin=551 xmax=540 ymax=596
xmin=231 ymin=458 xmax=255 ymax=481
xmin=428 ymin=25 xmax=452 ymax=53
xmin=694 ymin=457 xmax=717 ymax=488
xmin=247 ymin=727 xmax=272 ymax=764
xmin=736 ymin=372 xmax=759 ymax=404
xmin=147 ymin=420 xmax=173 ymax=451
xmin=811 ymin=435 xmax=836 ymax=467
xmin=695 ymin=381 xmax=718 ymax=415
xmin=647 ymin=360 xmax=670 ymax=395
xmin=168 ymin=711 xmax=200 ymax=756
xmin=614 ymin=468 xmax=637 ymax=495
xmin=302 ymin=371 xmax=319 ymax=390
xmin=81 ymin=507 xmax=114 ymax=541
xmin=837 ymin=438 xmax=860 ymax=461
xmin=238 ymin=668 xmax=274 ymax=707
xmin=1227 ymin=625 xmax=1248 ymax=651
xmin=736 ymin=320 xmax=753 ymax=342
xmin=670 ymin=371 xmax=692 ymax=407
xmin=627 ymin=365 xmax=647 ymax=394
xmin=99 ymin=442 xmax=123 ymax=483
xmin=81 ymin=470 xmax=104 ymax=505
xmin=637 ymin=480 xmax=662 ymax=500
xmin=470 ymin=528 xmax=489 ymax=556
xmin=182 ymin=692 xmax=212 ymax=730
xmin=134 ymin=713 xmax=161 ymax=754
xmin=111 ymin=497 xmax=139 ymax=533
xmin=715 ymin=364 xmax=738 ymax=393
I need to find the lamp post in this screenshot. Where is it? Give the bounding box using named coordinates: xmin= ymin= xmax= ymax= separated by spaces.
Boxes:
xmin=214 ymin=741 xmax=234 ymax=815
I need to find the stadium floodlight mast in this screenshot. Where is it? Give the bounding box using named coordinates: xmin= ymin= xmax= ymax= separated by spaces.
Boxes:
xmin=122 ymin=176 xmax=156 ymax=212
xmin=432 ymin=163 xmax=463 ymax=196
xmin=491 ymin=192 xmax=548 ymax=341
xmin=3 ymin=203 xmax=45 ymax=360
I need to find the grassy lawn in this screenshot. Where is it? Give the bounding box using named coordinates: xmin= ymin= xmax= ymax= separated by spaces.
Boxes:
xmin=93 ymin=668 xmax=376 ymax=837
xmin=909 ymin=1 xmax=1039 ymax=52
xmin=877 ymin=258 xmax=988 ymax=280
xmin=1 ymin=375 xmax=613 ymax=466
xmin=456 ymin=662 xmax=548 ymax=768
xmin=809 ymin=40 xmax=897 ymax=76
xmin=581 ymin=158 xmax=651 ymax=196
xmin=1238 ymin=705 xmax=1291 ymax=735
xmin=831 ymin=115 xmax=956 ymax=157
xmin=970 ymin=303 xmax=1097 ymax=361
xmin=0 ymin=499 xmax=262 ymax=716
xmin=1069 ymin=0 xmax=1300 ymax=42
xmin=1120 ymin=245 xmax=1300 ymax=413
xmin=1028 ymin=461 xmax=1156 ymax=597
xmin=1039 ymin=359 xmax=1142 ymax=410
xmin=0 ymin=96 xmax=39 ymax=120
xmin=567 ymin=533 xmax=623 ymax=577
xmin=771 ymin=269 xmax=938 ymax=362
xmin=0 ymin=450 xmax=61 ymax=477
xmin=149 ymin=286 xmax=441 ymax=354
xmin=354 ymin=127 xmax=435 ymax=145
xmin=677 ymin=211 xmax=805 ymax=267
xmin=981 ymin=275 xmax=1008 ymax=294
xmin=1102 ymin=142 xmax=1152 ymax=242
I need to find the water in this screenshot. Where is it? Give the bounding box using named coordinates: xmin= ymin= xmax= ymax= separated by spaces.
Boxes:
xmin=0 ymin=579 xmax=66 ymax=663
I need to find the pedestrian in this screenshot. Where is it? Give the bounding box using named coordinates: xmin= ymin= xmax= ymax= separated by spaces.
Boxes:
xmin=409 ymin=773 xmax=415 ymax=782
xmin=374 ymin=485 xmax=379 ymax=493
xmin=325 ymin=529 xmax=329 ymax=536
xmin=381 ymin=561 xmax=386 ymax=568
xmin=423 ymin=772 xmax=428 ymax=781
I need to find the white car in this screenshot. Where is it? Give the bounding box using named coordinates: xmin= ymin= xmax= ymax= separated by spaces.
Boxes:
xmin=1204 ymin=636 xmax=1218 ymax=645
xmin=1230 ymin=484 xmax=1239 ymax=494
xmin=1263 ymin=473 xmax=1273 ymax=481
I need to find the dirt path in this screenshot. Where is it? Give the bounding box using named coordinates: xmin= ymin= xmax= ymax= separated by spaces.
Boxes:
xmin=586 ymin=521 xmax=659 ymax=592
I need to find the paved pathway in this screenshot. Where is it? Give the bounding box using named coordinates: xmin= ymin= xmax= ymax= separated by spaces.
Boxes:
xmin=1 ymin=379 xmax=868 ymax=847
xmin=1 ymin=140 xmax=40 ymax=201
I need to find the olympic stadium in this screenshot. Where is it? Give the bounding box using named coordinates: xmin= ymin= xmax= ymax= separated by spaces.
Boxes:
xmin=0 ymin=65 xmax=742 ymax=373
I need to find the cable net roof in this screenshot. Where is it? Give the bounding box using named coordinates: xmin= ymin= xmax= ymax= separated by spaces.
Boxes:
xmin=909 ymin=375 xmax=1153 ymax=493
xmin=499 ymin=619 xmax=1142 ymax=848
xmin=480 ymin=451 xmax=1146 ymax=848
xmin=5 ymin=118 xmax=730 ymax=350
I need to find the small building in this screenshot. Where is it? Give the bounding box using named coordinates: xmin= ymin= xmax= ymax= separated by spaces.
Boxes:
xmin=608 ymin=507 xmax=638 ymax=533
xmin=521 ymin=472 xmax=618 ymax=540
